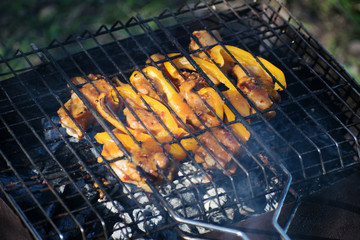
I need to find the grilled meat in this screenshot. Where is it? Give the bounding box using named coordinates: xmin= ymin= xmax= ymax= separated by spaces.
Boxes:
xmin=123 ymin=107 xmax=167 ymax=136
xmin=57 ymin=74 xmax=119 ymax=139
xmin=96 ymin=130 xmax=177 ymax=192
xmin=179 ymin=72 xmax=221 ymax=129
xmin=194 ymin=127 xmax=240 ymax=174
xmin=233 ymin=64 xmax=280 ymax=113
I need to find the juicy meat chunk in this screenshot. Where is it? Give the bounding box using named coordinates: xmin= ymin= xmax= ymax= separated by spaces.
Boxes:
xmin=123 ymin=107 xmax=166 ymax=136
xmin=57 ymin=74 xmax=117 ymax=139
xmin=233 ymin=65 xmax=280 ymax=112
xmin=195 ymin=128 xmax=241 ymax=174
xmin=98 ymin=135 xmax=177 ymax=192
xmin=57 ymin=92 xmax=94 ymax=139
xmin=179 ymin=73 xmax=220 ymax=129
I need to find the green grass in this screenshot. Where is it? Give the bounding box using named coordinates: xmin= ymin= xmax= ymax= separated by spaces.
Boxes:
xmin=1 ymin=0 xmax=359 ymax=84
xmin=0 ymin=0 xmax=179 ymax=58
xmin=287 ymin=0 xmax=360 ymax=84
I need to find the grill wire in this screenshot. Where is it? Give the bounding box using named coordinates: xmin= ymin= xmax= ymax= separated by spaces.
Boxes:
xmin=0 ymin=0 xmax=359 ymax=239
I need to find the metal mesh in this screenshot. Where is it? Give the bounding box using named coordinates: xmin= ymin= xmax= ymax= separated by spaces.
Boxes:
xmin=0 ymin=0 xmax=359 ymax=239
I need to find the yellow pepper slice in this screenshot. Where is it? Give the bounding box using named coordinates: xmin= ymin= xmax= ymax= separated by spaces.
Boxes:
xmin=222 ymin=89 xmax=252 ymax=118
xmin=164 ymin=54 xmax=236 ymax=88
xmin=95 ymin=90 xmax=154 ymax=142
xmin=223 ymin=104 xmax=250 ymax=142
xmin=210 ymin=45 xmax=286 ymax=91
xmin=95 ymin=92 xmax=134 ymax=134
xmin=95 ymin=130 xmax=139 ymax=151
xmin=140 ymin=94 xmax=188 ymax=138
xmin=167 ymin=138 xmax=200 ymax=161
xmin=197 ymin=87 xmax=224 ymax=120
xmin=113 ymin=86 xmax=145 ymax=108
xmin=163 ymin=53 xmax=196 ymax=82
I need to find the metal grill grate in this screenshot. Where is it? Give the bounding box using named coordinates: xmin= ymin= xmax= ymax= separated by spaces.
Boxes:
xmin=0 ymin=0 xmax=359 ymax=239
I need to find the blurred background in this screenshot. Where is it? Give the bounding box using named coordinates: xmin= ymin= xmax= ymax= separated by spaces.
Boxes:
xmin=0 ymin=0 xmax=359 ymax=82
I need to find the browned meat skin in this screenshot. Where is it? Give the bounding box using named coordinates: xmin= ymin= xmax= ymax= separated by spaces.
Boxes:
xmin=57 ymin=74 xmax=119 ymax=139
xmin=99 ymin=136 xmax=177 ymax=192
xmin=174 ymin=71 xmax=208 ymax=89
xmin=233 ymin=65 xmax=280 ymax=112
xmin=194 ymin=128 xmax=241 ymax=174
xmin=123 ymin=107 xmax=166 ymax=136
xmin=178 ymin=72 xmax=220 ymax=129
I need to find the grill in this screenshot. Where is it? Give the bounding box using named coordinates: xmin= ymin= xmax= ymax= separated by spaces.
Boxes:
xmin=0 ymin=0 xmax=359 ymax=239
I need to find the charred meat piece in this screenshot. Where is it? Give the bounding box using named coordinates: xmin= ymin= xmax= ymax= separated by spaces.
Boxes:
xmin=57 ymin=74 xmax=119 ymax=139
xmin=194 ymin=127 xmax=241 ymax=174
xmin=232 ymin=65 xmax=280 ymax=113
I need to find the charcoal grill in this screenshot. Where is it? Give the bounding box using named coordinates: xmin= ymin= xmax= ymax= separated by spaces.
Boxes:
xmin=0 ymin=0 xmax=359 ymax=239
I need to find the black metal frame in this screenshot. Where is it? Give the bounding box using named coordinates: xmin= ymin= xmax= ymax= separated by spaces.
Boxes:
xmin=0 ymin=0 xmax=359 ymax=239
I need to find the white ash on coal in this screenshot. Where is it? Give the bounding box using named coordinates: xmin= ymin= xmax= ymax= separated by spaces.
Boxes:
xmin=111 ymin=222 xmax=132 ymax=240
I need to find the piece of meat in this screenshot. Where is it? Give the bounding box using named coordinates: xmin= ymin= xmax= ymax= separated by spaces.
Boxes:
xmin=179 ymin=72 xmax=221 ymax=129
xmin=98 ymin=134 xmax=177 ymax=192
xmin=123 ymin=107 xmax=166 ymax=136
xmin=233 ymin=64 xmax=280 ymax=113
xmin=194 ymin=127 xmax=241 ymax=174
xmin=189 ymin=30 xmax=222 ymax=52
xmin=57 ymin=74 xmax=119 ymax=139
